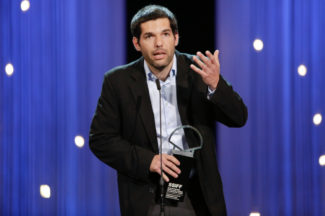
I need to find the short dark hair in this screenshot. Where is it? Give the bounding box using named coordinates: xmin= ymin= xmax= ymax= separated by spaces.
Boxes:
xmin=130 ymin=5 xmax=178 ymax=40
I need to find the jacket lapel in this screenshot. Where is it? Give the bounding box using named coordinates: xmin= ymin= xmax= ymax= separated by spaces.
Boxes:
xmin=175 ymin=51 xmax=192 ymax=129
xmin=128 ymin=58 xmax=159 ymax=153
xmin=176 ymin=52 xmax=202 ymax=149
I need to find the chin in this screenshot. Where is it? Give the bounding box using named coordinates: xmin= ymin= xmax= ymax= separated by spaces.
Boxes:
xmin=151 ymin=60 xmax=168 ymax=69
xmin=153 ymin=64 xmax=167 ymax=71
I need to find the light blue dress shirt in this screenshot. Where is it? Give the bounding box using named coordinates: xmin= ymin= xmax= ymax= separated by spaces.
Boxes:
xmin=144 ymin=55 xmax=189 ymax=154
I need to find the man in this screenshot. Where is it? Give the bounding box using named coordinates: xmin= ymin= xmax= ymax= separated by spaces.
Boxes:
xmin=89 ymin=5 xmax=247 ymax=216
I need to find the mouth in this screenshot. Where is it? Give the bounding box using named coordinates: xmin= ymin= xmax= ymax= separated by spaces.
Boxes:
xmin=153 ymin=50 xmax=166 ymax=60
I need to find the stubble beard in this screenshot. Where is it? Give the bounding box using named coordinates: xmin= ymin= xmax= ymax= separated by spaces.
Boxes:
xmin=147 ymin=52 xmax=174 ymax=76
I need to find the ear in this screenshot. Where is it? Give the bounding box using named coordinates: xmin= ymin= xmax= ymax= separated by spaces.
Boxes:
xmin=174 ymin=33 xmax=179 ymax=46
xmin=132 ymin=37 xmax=141 ymax=51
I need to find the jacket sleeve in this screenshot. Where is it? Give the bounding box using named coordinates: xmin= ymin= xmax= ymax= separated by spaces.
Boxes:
xmin=89 ymin=74 xmax=155 ymax=182
xmin=208 ymin=75 xmax=248 ymax=127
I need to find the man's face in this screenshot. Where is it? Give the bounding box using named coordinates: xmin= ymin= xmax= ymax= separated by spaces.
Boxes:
xmin=132 ymin=18 xmax=179 ymax=73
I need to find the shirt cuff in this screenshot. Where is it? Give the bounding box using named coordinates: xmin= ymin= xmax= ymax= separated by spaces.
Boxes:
xmin=207 ymin=87 xmax=216 ymax=100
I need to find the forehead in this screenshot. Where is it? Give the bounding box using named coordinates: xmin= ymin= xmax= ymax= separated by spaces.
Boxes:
xmin=140 ymin=18 xmax=171 ymax=35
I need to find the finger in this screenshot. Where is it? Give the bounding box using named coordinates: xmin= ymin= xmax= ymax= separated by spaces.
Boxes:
xmin=197 ymin=51 xmax=211 ymax=66
xmin=163 ymin=155 xmax=181 ymax=174
xmin=190 ymin=64 xmax=206 ymax=77
xmin=162 ymin=172 xmax=170 ymax=182
xmin=214 ymin=50 xmax=220 ymax=65
xmin=166 ymin=155 xmax=180 ymax=166
xmin=164 ymin=159 xmax=181 ymax=174
xmin=162 ymin=163 xmax=179 ymax=178
xmin=206 ymin=50 xmax=216 ymax=64
xmin=192 ymin=55 xmax=205 ymax=70
xmin=153 ymin=159 xmax=171 ymax=181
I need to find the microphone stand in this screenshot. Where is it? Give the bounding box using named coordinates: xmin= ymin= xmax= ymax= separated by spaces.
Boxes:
xmin=155 ymin=78 xmax=165 ymax=216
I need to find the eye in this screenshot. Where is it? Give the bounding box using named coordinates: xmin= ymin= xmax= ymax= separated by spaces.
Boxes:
xmin=163 ymin=32 xmax=170 ymax=36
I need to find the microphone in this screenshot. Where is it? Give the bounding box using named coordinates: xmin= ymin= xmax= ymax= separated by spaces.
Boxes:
xmin=155 ymin=78 xmax=161 ymax=90
xmin=155 ymin=78 xmax=164 ymax=216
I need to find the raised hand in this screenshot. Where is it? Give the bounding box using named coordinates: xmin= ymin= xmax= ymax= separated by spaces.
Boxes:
xmin=190 ymin=50 xmax=220 ymax=90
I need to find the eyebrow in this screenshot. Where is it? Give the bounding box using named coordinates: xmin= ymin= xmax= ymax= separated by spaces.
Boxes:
xmin=162 ymin=29 xmax=172 ymax=33
xmin=142 ymin=28 xmax=172 ymax=36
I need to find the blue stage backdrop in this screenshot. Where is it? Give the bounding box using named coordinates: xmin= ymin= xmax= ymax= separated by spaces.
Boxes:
xmin=1 ymin=0 xmax=125 ymax=215
xmin=217 ymin=0 xmax=325 ymax=215
xmin=2 ymin=0 xmax=325 ymax=215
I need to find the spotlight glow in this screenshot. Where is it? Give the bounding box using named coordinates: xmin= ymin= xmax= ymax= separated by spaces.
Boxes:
xmin=74 ymin=135 xmax=85 ymax=148
xmin=5 ymin=63 xmax=14 ymax=76
xmin=250 ymin=212 xmax=261 ymax=216
xmin=40 ymin=185 xmax=51 ymax=198
xmin=253 ymin=39 xmax=264 ymax=51
xmin=297 ymin=64 xmax=307 ymax=76
xmin=313 ymin=113 xmax=322 ymax=126
xmin=319 ymin=155 xmax=325 ymax=166
xmin=20 ymin=0 xmax=30 ymax=12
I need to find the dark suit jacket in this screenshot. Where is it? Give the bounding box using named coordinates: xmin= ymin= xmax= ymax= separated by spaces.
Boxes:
xmin=89 ymin=51 xmax=248 ymax=216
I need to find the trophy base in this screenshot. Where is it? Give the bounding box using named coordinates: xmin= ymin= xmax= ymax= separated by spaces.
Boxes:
xmin=164 ymin=151 xmax=194 ymax=202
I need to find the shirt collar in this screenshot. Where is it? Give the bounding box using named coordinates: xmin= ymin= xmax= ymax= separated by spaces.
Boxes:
xmin=144 ymin=54 xmax=177 ymax=81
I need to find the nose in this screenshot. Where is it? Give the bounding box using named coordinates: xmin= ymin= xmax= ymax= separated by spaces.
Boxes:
xmin=155 ymin=36 xmax=162 ymax=47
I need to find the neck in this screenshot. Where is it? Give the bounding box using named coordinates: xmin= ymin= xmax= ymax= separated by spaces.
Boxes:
xmin=148 ymin=59 xmax=174 ymax=82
